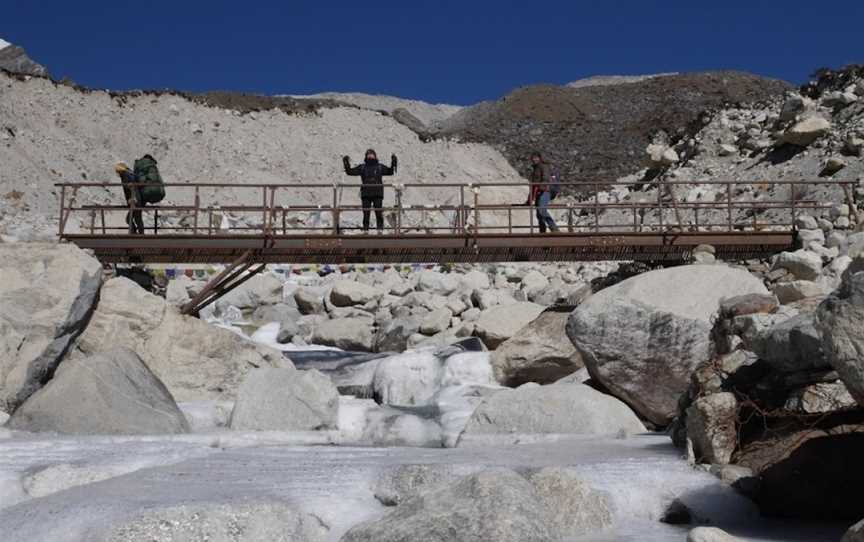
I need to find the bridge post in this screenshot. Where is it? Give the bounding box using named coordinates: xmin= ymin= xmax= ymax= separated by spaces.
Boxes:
xmin=58 ymin=184 xmax=66 ymax=237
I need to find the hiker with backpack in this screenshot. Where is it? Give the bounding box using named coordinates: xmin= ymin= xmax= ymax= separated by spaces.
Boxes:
xmin=113 ymin=154 xmax=166 ymax=235
xmin=115 ymin=162 xmax=144 ymax=234
xmin=342 ymin=149 xmax=398 ymax=233
xmin=525 ymin=151 xmax=560 ymax=233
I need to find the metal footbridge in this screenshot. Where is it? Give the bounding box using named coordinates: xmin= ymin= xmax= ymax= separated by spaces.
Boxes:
xmin=56 ymin=179 xmax=854 ymax=315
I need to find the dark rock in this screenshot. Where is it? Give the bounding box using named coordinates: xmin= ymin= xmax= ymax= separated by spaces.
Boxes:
xmin=756 ymin=433 xmax=864 ymax=520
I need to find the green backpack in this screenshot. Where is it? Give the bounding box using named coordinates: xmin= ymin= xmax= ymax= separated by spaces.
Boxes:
xmin=133 ymin=154 xmax=166 ymax=204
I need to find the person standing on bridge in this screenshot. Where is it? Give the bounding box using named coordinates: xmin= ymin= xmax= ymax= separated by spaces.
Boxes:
xmin=342 ymin=149 xmax=398 ymax=233
xmin=526 ymin=151 xmax=559 ymax=233
xmin=114 ymin=161 xmax=145 ymax=235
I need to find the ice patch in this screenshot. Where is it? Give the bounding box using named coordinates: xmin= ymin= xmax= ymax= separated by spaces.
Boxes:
xmin=248 ymin=321 xmax=338 ymax=352
xmin=177 ymin=401 xmax=234 ymax=432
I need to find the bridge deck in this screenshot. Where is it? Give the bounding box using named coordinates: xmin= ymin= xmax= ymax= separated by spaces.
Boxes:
xmin=63 ymin=231 xmax=795 ymax=264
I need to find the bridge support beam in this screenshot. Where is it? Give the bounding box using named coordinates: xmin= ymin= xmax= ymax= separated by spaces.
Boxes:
xmin=180 ymin=250 xmax=265 ymax=317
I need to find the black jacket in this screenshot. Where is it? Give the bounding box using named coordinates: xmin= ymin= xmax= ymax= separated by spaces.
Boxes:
xmin=344 ymin=157 xmax=396 ymax=199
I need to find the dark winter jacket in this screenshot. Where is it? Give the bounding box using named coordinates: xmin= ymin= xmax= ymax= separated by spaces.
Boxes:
xmin=344 ymin=157 xmax=396 ymax=199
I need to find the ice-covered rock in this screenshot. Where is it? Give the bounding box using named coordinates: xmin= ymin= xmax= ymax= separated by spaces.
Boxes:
xmin=688 ymin=526 xmax=743 ymax=542
xmin=341 ymin=469 xmax=557 ymax=542
xmin=490 ymin=310 xmax=583 ymax=386
xmin=372 ymin=351 xmax=443 ymax=406
xmin=101 ymin=501 xmax=328 ymax=542
xmin=361 ymin=408 xmax=443 ymax=447
xmin=0 ymin=243 xmax=102 ymax=412
xmin=473 ymin=302 xmax=545 ymax=349
xmin=524 ymin=467 xmax=613 ymax=537
xmin=373 ymin=464 xmax=460 ymax=506
xmin=459 ymin=383 xmax=644 ymax=443
xmin=7 ymin=348 xmax=189 ymax=435
xmin=73 ymin=277 xmax=289 ymax=402
xmin=229 ymin=368 xmax=339 ymax=431
xmin=567 ymin=265 xmax=767 ymax=425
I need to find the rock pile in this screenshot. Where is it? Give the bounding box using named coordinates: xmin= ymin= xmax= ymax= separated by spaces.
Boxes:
xmin=198 ymin=261 xmax=613 ymax=360
xmin=673 ymin=250 xmax=864 ymax=521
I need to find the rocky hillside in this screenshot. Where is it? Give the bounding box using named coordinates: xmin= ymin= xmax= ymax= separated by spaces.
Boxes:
xmin=435 ymin=71 xmax=792 ymax=188
xmin=0 ymin=38 xmax=48 ymax=77
xmin=0 ymin=72 xmax=527 ymax=241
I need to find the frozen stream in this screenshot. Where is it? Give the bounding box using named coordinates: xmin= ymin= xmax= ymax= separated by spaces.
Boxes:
xmin=0 ymin=431 xmax=845 ymax=541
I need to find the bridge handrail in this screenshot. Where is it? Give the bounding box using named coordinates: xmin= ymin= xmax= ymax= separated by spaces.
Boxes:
xmin=55 ymin=178 xmax=857 ymax=239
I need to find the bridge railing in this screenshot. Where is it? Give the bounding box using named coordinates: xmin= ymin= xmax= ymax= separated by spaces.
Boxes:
xmin=55 ymin=179 xmax=856 ymax=238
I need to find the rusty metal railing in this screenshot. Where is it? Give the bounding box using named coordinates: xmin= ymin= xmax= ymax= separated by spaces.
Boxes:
xmin=56 ymin=179 xmax=855 ymax=240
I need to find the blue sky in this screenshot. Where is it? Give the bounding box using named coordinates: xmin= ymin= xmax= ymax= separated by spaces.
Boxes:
xmin=4 ymin=0 xmax=863 ymax=105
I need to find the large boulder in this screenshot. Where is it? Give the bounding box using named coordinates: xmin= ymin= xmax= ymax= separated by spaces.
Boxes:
xmin=490 ymin=310 xmax=583 ymax=386
xmin=750 ymin=313 xmax=827 ymax=373
xmin=311 ymin=318 xmax=374 ymax=352
xmin=294 ymin=287 xmax=327 ymax=315
xmin=341 ymin=469 xmax=557 ymax=542
xmin=102 ymin=501 xmax=328 ymax=542
xmin=6 ymin=348 xmax=189 ymax=435
xmin=772 ymin=250 xmax=823 ymax=280
xmin=567 ymin=265 xmax=768 ymax=425
xmin=0 ymin=243 xmax=102 ymax=412
xmin=780 ymin=115 xmax=831 ymax=147
xmin=330 ymin=280 xmax=382 ymax=307
xmin=459 ymin=383 xmax=644 ymax=442
xmin=474 ymin=302 xmax=545 ymax=349
xmin=73 ymin=277 xmax=289 ymax=402
xmin=817 ymin=269 xmax=864 ymax=407
xmin=229 ymin=368 xmax=339 ymax=431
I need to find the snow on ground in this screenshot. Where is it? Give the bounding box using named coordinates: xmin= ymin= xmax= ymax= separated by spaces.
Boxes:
xmin=0 ymin=38 xmax=11 ymax=51
xmin=0 ymin=434 xmax=845 ymax=542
